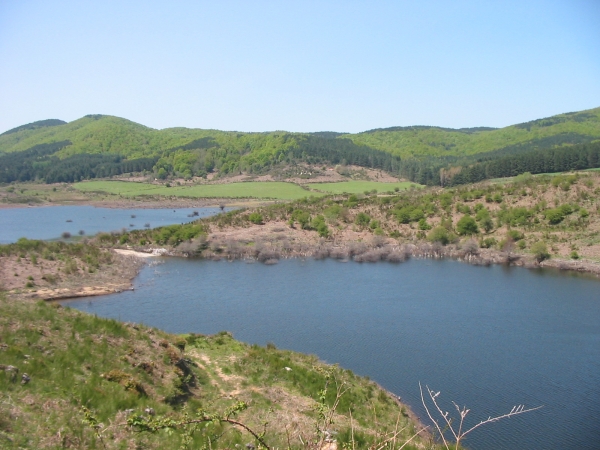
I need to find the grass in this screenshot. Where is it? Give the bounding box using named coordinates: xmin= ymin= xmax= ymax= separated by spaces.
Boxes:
xmin=74 ymin=180 xmax=322 ymax=200
xmin=0 ymin=294 xmax=430 ymax=449
xmin=308 ymin=181 xmax=420 ymax=194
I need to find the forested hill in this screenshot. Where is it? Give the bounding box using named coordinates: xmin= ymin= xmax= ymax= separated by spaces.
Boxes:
xmin=0 ymin=119 xmax=66 ymax=136
xmin=1 ymin=107 xmax=599 ymax=185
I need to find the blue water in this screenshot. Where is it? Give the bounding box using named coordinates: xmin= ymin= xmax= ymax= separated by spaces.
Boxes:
xmin=0 ymin=205 xmax=225 ymax=243
xmin=62 ymin=258 xmax=600 ymax=450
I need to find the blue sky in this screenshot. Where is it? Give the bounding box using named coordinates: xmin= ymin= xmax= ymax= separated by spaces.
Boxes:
xmin=1 ymin=0 xmax=599 ymax=133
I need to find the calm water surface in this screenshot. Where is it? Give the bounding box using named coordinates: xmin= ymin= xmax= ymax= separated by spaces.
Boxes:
xmin=63 ymin=258 xmax=600 ymax=450
xmin=0 ymin=205 xmax=225 ymax=243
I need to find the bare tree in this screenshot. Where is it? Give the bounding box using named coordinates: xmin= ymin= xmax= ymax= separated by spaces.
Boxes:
xmin=419 ymin=382 xmax=541 ymax=450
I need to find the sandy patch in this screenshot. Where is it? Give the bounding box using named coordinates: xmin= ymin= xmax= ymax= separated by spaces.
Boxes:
xmin=113 ymin=249 xmax=156 ymax=258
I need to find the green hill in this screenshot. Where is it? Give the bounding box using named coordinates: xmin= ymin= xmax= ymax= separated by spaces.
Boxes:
xmin=1 ymin=107 xmax=599 ymax=185
xmin=0 ymin=119 xmax=67 ymax=136
xmin=346 ymin=107 xmax=600 ymax=159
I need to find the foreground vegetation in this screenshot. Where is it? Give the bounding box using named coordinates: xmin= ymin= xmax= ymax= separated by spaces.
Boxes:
xmin=0 ymin=294 xmax=436 ymax=449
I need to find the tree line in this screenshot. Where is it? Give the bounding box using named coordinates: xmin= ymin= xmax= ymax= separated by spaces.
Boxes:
xmin=0 ymin=141 xmax=155 ymax=183
xmin=445 ymin=140 xmax=600 ymax=185
xmin=3 ymin=132 xmax=598 ymax=187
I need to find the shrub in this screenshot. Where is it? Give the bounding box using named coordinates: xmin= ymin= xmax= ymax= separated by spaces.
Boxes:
xmin=323 ymin=204 xmax=343 ymax=221
xmin=480 ymin=237 xmax=497 ymax=248
xmin=428 ymin=226 xmax=450 ymax=245
xmin=42 ymin=273 xmax=58 ymax=284
xmin=355 ymin=212 xmax=371 ymax=227
xmin=418 ymin=218 xmax=431 ymax=230
xmin=456 ymin=215 xmax=478 ymax=236
xmin=291 ymin=209 xmax=311 ymax=229
xmin=507 ymin=230 xmax=524 ymax=241
xmin=311 ymin=215 xmax=330 ymax=238
xmin=248 ymin=212 xmax=263 ymax=225
xmin=439 ymin=193 xmax=453 ymax=208
xmin=545 ymin=208 xmax=565 ymax=224
xmin=531 ymin=241 xmax=550 ymax=262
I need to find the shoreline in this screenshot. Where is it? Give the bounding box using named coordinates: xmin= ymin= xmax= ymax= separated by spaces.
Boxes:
xmin=0 ymin=197 xmax=268 ymax=210
xmin=162 ymin=239 xmax=600 ymax=277
xmin=6 ymin=240 xmax=599 ymax=304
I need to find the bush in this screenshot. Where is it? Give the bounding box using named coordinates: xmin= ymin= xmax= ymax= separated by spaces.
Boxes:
xmin=418 ymin=218 xmax=431 ymax=230
xmin=531 ymin=241 xmax=550 ymax=262
xmin=507 ymin=230 xmax=524 ymax=241
xmin=428 ymin=226 xmax=450 ymax=245
xmin=291 ymin=209 xmax=311 ymax=229
xmin=480 ymin=237 xmax=497 ymax=249
xmin=456 ymin=215 xmax=478 ymax=236
xmin=355 ymin=212 xmax=371 ymax=227
xmin=311 ymin=215 xmax=330 ymax=238
xmin=248 ymin=212 xmax=263 ymax=225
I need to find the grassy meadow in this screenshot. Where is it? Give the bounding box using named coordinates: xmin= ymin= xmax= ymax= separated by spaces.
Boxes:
xmin=74 ymin=180 xmax=321 ymax=200
xmin=73 ymin=180 xmax=421 ymax=200
xmin=308 ymin=181 xmax=419 ymax=194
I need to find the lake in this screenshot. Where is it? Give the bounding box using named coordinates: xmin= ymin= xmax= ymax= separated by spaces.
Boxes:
xmin=0 ymin=205 xmax=226 ymax=243
xmin=62 ymin=257 xmax=600 ymax=450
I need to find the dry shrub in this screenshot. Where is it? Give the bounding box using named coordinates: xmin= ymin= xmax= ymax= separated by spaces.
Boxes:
xmin=101 ymin=369 xmax=146 ymax=396
xmin=461 ymin=239 xmax=479 ymax=257
xmin=355 ymin=248 xmax=387 ymax=263
xmin=348 ymin=242 xmax=368 ymax=257
xmin=209 ymin=240 xmax=223 ymax=253
xmin=136 ymin=361 xmax=155 ymax=374
xmin=312 ymin=245 xmax=331 ymax=260
xmin=386 ymin=250 xmax=408 ymax=263
xmin=257 ymin=249 xmax=280 ymax=263
xmin=224 ymin=240 xmax=243 ymax=259
xmin=329 ymin=247 xmax=348 ymax=260
xmin=371 ymin=235 xmax=387 ymax=248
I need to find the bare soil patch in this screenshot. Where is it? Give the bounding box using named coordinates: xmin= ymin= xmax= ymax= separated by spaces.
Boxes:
xmin=1 ymin=251 xmax=145 ymax=300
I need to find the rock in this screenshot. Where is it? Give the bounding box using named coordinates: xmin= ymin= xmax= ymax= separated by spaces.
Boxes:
xmin=144 ymin=407 xmax=155 ymax=416
xmin=246 ymin=443 xmax=256 ymax=450
xmin=21 ymin=373 xmax=31 ymax=384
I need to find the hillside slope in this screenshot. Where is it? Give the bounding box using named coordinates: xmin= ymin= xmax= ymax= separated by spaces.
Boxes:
xmin=347 ymin=107 xmax=600 ymax=159
xmin=1 ymin=107 xmax=599 ymax=184
xmin=0 ymin=291 xmax=432 ymax=449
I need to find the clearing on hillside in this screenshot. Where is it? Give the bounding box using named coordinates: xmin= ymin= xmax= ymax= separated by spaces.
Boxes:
xmin=74 ymin=181 xmax=321 ymax=200
xmin=308 ymin=181 xmax=419 ymax=194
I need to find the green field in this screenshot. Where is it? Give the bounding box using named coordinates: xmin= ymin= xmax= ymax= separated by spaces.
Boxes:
xmin=307 ymin=181 xmax=419 ymax=194
xmin=74 ymin=180 xmax=321 ymax=200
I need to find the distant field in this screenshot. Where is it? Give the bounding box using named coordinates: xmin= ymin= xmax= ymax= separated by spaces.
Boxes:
xmin=73 ymin=181 xmax=321 ymax=200
xmin=308 ymin=181 xmax=419 ymax=194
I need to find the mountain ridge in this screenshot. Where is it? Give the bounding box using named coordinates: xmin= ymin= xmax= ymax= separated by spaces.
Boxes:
xmin=1 ymin=106 xmax=599 ymax=185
